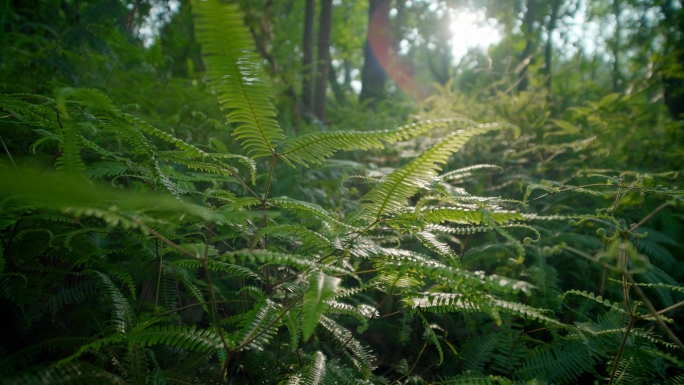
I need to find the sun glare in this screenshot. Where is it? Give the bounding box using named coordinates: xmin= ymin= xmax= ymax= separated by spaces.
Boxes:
xmin=449 ymin=9 xmax=501 ymax=61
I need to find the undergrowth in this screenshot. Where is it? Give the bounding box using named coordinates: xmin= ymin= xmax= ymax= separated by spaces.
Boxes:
xmin=0 ymin=1 xmax=683 ymax=384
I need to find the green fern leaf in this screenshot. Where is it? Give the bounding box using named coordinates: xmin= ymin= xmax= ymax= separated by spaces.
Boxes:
xmin=319 ymin=316 xmax=374 ymax=378
xmin=415 ymin=231 xmax=460 ymax=266
xmin=516 ymin=339 xmax=595 ymax=384
xmin=303 ymin=351 xmax=327 ymax=385
xmin=222 ymin=249 xmax=353 ymax=277
xmin=1 ymin=361 xmax=126 ymax=385
xmin=280 ymin=118 xmax=481 ymax=167
xmin=92 ymin=271 xmax=135 ymax=334
xmin=234 ymin=299 xmax=281 ymax=351
xmin=302 ymin=272 xmax=341 ymax=342
xmin=192 ymin=0 xmax=284 ymax=157
xmin=416 ymin=309 xmax=444 ymax=365
xmin=55 ymin=122 xmax=86 ymax=177
xmin=126 ymin=325 xmax=223 ymax=351
xmin=354 ymin=123 xmax=515 ymax=223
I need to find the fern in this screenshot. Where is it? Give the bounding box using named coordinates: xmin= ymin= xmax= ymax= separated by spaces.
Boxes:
xmin=233 ymin=299 xmax=281 ymax=351
xmin=1 ymin=361 xmax=126 ymax=385
xmin=302 ymin=272 xmax=341 ymax=342
xmin=354 ymin=123 xmax=516 ymax=223
xmin=319 ymin=316 xmax=374 ymax=378
xmin=280 ymin=118 xmax=482 ymax=167
xmin=515 ymin=339 xmax=595 ymax=384
xmin=191 ymin=0 xmax=284 ymax=158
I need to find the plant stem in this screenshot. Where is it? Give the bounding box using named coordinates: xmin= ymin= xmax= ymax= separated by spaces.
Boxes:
xmin=626 ymin=274 xmax=684 ymax=349
xmin=202 ymin=254 xmax=232 ymax=385
xmin=629 ymin=201 xmax=670 ymax=233
xmin=608 ymin=316 xmax=635 ymax=385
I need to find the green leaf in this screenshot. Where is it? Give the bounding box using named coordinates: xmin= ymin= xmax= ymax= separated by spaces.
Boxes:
xmin=353 ymin=123 xmax=516 ymax=223
xmin=192 ymin=0 xmax=284 ymax=158
xmin=302 ymin=272 xmax=340 ymax=342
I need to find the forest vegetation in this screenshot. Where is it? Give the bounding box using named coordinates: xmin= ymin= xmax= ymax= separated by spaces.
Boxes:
xmin=1 ymin=0 xmax=684 ymax=383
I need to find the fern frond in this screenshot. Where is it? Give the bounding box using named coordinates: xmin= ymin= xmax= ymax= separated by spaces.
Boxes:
xmin=407 ymin=292 xmax=482 ymax=313
xmin=440 ymin=164 xmax=503 ymax=182
xmin=461 ymin=333 xmax=498 ymax=373
xmin=60 ymin=326 xmax=222 ymax=365
xmin=638 ymin=227 xmax=681 ymax=248
xmin=377 ymin=249 xmax=533 ymax=295
xmin=55 ymin=122 xmax=86 ymax=177
xmin=269 ymin=197 xmax=358 ymax=231
xmin=560 ymin=289 xmax=629 ymax=315
xmin=319 ymin=316 xmax=374 ymax=378
xmin=0 ymin=337 xmax=95 ymax=374
xmin=256 ymin=224 xmax=332 ymax=251
xmin=84 ymin=161 xmax=130 ymax=179
xmin=92 ymin=271 xmax=135 ymax=334
xmin=354 ymin=123 xmax=516 ymax=222
xmin=173 ymin=259 xmax=262 ymax=281
xmin=56 ymin=88 xmax=156 ymax=156
xmin=126 ymin=325 xmax=223 ymax=351
xmin=438 ymin=372 xmax=514 ymax=384
xmin=302 ymin=351 xmax=327 ymax=385
xmin=233 ymin=299 xmax=281 ymax=351
xmin=280 ymin=118 xmax=480 ymax=167
xmin=415 ymin=309 xmax=444 ymax=365
xmin=2 ymin=361 xmax=126 ymax=385
xmin=415 ymin=231 xmax=460 ymax=266
xmin=192 ymin=0 xmax=284 ymax=157
xmin=123 ymin=113 xmax=206 ymax=158
xmin=302 ymin=272 xmax=341 ymax=342
xmin=515 ymin=339 xmax=595 ymax=384
xmin=625 ymin=280 xmax=684 ymax=294
xmin=222 ymin=249 xmax=353 ymax=276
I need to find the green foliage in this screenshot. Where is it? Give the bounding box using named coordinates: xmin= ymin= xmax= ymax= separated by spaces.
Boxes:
xmin=1 ymin=0 xmax=683 ymax=384
xmin=191 ymin=0 xmax=284 ymax=158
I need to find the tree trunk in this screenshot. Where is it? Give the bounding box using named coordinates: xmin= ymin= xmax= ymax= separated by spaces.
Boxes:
xmin=660 ymin=1 xmax=684 ymax=121
xmin=359 ymin=0 xmax=388 ymax=108
xmin=313 ymin=0 xmax=332 ymax=122
xmin=518 ymin=0 xmax=537 ymax=92
xmin=301 ymin=0 xmax=315 ymax=113
xmin=612 ymin=0 xmax=622 ymax=92
xmin=544 ymin=0 xmax=562 ymax=92
xmin=328 ymin=61 xmax=345 ymax=104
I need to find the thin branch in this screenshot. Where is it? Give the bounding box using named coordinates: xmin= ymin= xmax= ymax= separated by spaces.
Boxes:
xmin=510 ymin=183 xmax=615 ymax=209
xmin=203 ymin=250 xmax=232 ymax=385
xmin=650 ymin=299 xmax=684 ymax=317
xmin=235 ymin=292 xmax=305 ymax=351
xmin=460 ymin=234 xmax=472 ymax=261
xmin=626 ymin=274 xmax=684 ymax=349
xmin=136 ymin=239 xmax=161 ymax=316
xmin=629 ymin=201 xmax=671 ymax=233
xmin=153 ymin=239 xmax=163 ymax=315
xmin=135 ymin=221 xmax=199 ymax=260
xmin=153 ymin=300 xmax=253 ymax=317
xmin=608 ymin=316 xmax=635 ymax=385
xmin=390 ymin=342 xmax=428 ymax=385
xmin=41 ymin=151 xmax=63 ymax=174
xmin=221 ymin=164 xmax=261 ymax=200
xmin=0 ymin=136 xmax=19 ymax=173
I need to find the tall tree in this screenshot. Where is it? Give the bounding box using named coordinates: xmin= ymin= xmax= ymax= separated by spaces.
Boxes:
xmin=301 ymin=0 xmax=315 ymax=113
xmin=359 ymin=0 xmax=388 ymax=108
xmin=612 ymin=0 xmax=623 ymax=92
xmin=313 ymin=0 xmax=333 ymax=122
xmin=659 ymin=0 xmax=684 ymax=121
xmin=544 ymin=0 xmax=562 ymax=92
xmin=518 ymin=0 xmax=538 ymax=92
